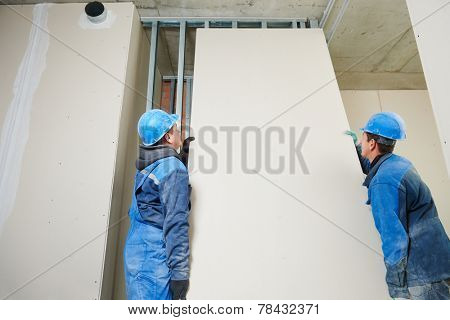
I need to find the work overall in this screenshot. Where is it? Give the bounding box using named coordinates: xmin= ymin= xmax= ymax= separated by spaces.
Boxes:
xmin=123 ymin=148 xmax=190 ymax=300
xmin=124 ymin=164 xmax=171 ymax=300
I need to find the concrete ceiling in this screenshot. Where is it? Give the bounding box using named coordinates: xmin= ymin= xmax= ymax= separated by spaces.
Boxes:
xmin=327 ymin=0 xmax=425 ymax=89
xmin=2 ymin=0 xmax=426 ymax=89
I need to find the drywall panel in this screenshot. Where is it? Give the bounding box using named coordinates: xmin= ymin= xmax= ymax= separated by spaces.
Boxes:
xmin=0 ymin=3 xmax=138 ymax=299
xmin=341 ymin=90 xmax=450 ymax=234
xmin=406 ymin=0 xmax=450 ymax=176
xmin=100 ymin=6 xmax=151 ymax=300
xmin=188 ymin=29 xmax=389 ymax=299
xmin=109 ymin=11 xmax=152 ymax=301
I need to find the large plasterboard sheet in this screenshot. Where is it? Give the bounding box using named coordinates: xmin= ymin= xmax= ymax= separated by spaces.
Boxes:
xmin=188 ymin=29 xmax=389 ymax=299
xmin=406 ymin=0 xmax=450 ymax=177
xmin=0 ymin=3 xmax=135 ymax=299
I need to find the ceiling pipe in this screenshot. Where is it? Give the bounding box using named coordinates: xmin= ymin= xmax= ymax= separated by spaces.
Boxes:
xmin=326 ymin=0 xmax=350 ymax=44
xmin=319 ymin=0 xmax=336 ymax=28
xmin=85 ymin=1 xmax=107 ymax=24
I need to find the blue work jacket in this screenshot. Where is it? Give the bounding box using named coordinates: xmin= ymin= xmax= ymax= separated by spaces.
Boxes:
xmin=357 ymin=148 xmax=450 ymax=298
xmin=124 ymin=145 xmax=190 ymax=299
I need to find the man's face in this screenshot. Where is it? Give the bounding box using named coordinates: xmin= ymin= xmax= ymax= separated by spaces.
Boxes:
xmin=165 ymin=124 xmax=183 ymax=150
xmin=361 ymin=132 xmax=375 ymax=158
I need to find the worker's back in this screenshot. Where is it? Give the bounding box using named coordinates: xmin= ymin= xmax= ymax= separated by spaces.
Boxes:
xmin=367 ymin=153 xmax=450 ymax=286
xmin=129 ymin=154 xmax=186 ymax=228
xmin=124 ymin=145 xmax=190 ymax=300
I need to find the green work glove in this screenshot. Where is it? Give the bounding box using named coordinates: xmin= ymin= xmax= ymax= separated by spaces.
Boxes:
xmin=344 ymin=130 xmax=358 ymax=145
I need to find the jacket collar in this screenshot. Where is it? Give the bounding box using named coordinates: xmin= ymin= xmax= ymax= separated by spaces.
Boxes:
xmin=136 ymin=144 xmax=180 ymax=170
xmin=363 ymin=153 xmax=393 ymax=187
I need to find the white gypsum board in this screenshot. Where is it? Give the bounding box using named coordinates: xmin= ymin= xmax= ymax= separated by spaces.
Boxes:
xmin=0 ymin=3 xmax=135 ymax=299
xmin=406 ymin=0 xmax=450 ymax=177
xmin=188 ymin=28 xmax=389 ymax=299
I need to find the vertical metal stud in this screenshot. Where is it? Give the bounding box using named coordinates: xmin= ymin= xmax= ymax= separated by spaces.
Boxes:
xmin=292 ymin=20 xmax=298 ymax=29
xmin=176 ymin=21 xmax=186 ymax=124
xmin=300 ymin=21 xmax=306 ymax=28
xmin=204 ymin=20 xmax=209 ymax=28
xmin=261 ymin=21 xmax=267 ymax=28
xmin=232 ymin=21 xmax=238 ymax=28
xmin=169 ymin=79 xmax=176 ymax=114
xmin=185 ymin=78 xmax=193 ymax=138
xmin=146 ymin=21 xmax=159 ymax=110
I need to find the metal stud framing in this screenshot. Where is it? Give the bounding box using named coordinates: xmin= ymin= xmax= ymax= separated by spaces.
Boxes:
xmin=176 ymin=21 xmax=187 ymax=121
xmin=146 ymin=21 xmax=159 ymax=110
xmin=141 ymin=17 xmax=319 ymax=137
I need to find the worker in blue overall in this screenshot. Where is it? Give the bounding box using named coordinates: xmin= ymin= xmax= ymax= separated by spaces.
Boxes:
xmin=124 ymin=109 xmax=190 ymax=300
xmin=345 ymin=112 xmax=450 ymax=300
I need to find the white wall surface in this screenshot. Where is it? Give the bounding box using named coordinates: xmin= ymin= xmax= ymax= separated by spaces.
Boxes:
xmin=188 ymin=28 xmax=389 ymax=299
xmin=0 ymin=3 xmax=143 ymax=299
xmin=341 ymin=90 xmax=450 ymax=233
xmin=406 ymin=0 xmax=450 ymax=176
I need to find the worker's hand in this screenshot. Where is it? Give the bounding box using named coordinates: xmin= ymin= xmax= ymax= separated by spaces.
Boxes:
xmin=170 ymin=279 xmax=189 ymax=300
xmin=344 ymin=130 xmax=358 ymax=145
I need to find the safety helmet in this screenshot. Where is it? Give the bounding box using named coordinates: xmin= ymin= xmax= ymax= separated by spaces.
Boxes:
xmin=360 ymin=112 xmax=406 ymax=144
xmin=137 ymin=109 xmax=180 ymax=146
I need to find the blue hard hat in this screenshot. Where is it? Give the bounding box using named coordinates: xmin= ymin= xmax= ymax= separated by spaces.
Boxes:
xmin=360 ymin=112 xmax=407 ymax=141
xmin=137 ymin=109 xmax=180 ymax=146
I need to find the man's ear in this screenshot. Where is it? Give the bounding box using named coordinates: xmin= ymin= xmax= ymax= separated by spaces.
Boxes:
xmin=164 ymin=132 xmax=171 ymax=143
xmin=370 ymin=139 xmax=377 ymax=152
